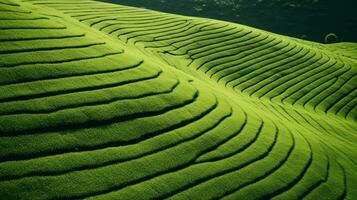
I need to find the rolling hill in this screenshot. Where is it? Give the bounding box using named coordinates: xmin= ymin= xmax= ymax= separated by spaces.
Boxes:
xmin=0 ymin=0 xmax=356 ymax=199
xmin=102 ymin=0 xmax=357 ymax=43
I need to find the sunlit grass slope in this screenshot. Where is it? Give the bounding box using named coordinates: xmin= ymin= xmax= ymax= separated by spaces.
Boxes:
xmin=0 ymin=0 xmax=356 ymax=199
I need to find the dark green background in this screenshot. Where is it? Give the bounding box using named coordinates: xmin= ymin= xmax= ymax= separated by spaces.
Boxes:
xmin=100 ymin=0 xmax=357 ymax=43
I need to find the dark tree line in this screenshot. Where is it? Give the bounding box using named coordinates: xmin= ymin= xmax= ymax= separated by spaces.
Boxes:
xmin=100 ymin=0 xmax=357 ymax=43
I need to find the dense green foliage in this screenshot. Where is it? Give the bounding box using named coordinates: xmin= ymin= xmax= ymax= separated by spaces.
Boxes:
xmin=0 ymin=0 xmax=356 ymax=199
xmin=102 ymin=0 xmax=357 ymax=43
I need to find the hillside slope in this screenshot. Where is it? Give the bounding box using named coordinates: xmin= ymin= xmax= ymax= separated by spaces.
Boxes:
xmin=102 ymin=0 xmax=357 ymax=43
xmin=0 ymin=0 xmax=356 ymax=199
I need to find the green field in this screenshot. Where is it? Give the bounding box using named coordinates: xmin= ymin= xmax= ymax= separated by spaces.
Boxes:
xmin=0 ymin=0 xmax=356 ymax=199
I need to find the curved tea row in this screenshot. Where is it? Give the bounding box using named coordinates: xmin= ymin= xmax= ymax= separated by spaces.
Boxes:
xmin=0 ymin=0 xmax=356 ymax=199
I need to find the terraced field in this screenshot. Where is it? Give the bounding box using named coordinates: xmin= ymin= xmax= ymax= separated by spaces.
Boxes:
xmin=0 ymin=0 xmax=356 ymax=199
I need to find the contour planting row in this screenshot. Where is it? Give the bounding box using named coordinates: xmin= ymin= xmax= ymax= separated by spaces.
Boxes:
xmin=1 ymin=1 xmax=356 ymax=200
xmin=47 ymin=0 xmax=357 ymax=120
